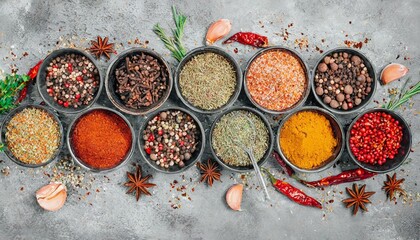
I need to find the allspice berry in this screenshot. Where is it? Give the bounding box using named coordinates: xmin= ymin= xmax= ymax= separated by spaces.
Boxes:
xmin=351 ymin=56 xmax=362 ymax=65
xmin=330 ymin=100 xmax=339 ymax=109
xmin=318 ymin=63 xmax=328 ymax=73
xmin=336 ymin=93 xmax=345 ymax=102
xmin=344 ymin=85 xmax=353 ymax=94
xmin=323 ymin=96 xmax=332 ymax=104
xmin=330 ymin=63 xmax=338 ymax=71
xmin=316 ymin=87 xmax=324 ymax=96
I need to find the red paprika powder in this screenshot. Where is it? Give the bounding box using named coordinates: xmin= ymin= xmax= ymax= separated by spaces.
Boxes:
xmin=71 ymin=109 xmax=132 ymax=169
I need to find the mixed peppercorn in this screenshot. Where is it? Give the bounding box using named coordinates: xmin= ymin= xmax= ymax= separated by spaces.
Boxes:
xmin=142 ymin=110 xmax=199 ymax=169
xmin=45 ymin=54 xmax=100 ymax=108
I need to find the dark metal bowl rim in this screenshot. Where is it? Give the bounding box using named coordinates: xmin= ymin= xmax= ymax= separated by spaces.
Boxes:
xmin=243 ymin=45 xmax=311 ymax=115
xmin=105 ymin=47 xmax=173 ymax=116
xmin=276 ymin=106 xmax=345 ymax=173
xmin=0 ymin=104 xmax=64 ymax=168
xmin=66 ymin=106 xmax=136 ymax=173
xmin=36 ymin=48 xmax=104 ymax=114
xmin=174 ymin=46 xmax=243 ymax=115
xmin=137 ymin=106 xmax=206 ymax=174
xmin=209 ymin=106 xmax=274 ymax=173
xmin=345 ymin=107 xmax=412 ymax=173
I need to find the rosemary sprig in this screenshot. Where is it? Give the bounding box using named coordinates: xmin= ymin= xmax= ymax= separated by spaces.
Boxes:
xmin=384 ymin=78 xmax=420 ymax=110
xmin=153 ymin=24 xmax=185 ymax=62
xmin=0 ymin=74 xmax=30 ymax=114
xmin=171 ymin=6 xmax=187 ymax=56
xmin=153 ymin=6 xmax=187 ymax=62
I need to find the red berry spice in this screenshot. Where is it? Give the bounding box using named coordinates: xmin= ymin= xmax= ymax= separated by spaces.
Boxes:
xmin=349 ymin=112 xmax=403 ymax=165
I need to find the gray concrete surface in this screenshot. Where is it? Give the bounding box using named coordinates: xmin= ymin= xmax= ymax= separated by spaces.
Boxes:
xmin=0 ymin=0 xmax=419 ymax=239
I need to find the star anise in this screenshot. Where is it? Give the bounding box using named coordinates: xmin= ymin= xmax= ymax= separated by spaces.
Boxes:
xmin=382 ymin=173 xmax=405 ymax=201
xmin=89 ymin=36 xmax=115 ymax=59
xmin=197 ymin=159 xmax=221 ymax=186
xmin=124 ymin=165 xmax=156 ymax=201
xmin=343 ymin=184 xmax=375 ymax=215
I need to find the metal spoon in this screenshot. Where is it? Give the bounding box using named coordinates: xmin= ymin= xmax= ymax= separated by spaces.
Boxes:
xmin=231 ymin=115 xmax=270 ymax=201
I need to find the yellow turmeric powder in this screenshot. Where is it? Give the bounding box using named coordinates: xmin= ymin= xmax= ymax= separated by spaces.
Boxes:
xmin=279 ymin=111 xmax=337 ymax=170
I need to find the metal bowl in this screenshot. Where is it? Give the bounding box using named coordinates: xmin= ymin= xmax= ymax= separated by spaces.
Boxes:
xmin=276 ymin=106 xmax=345 ymax=173
xmin=244 ymin=46 xmax=311 ymax=115
xmin=311 ymin=47 xmax=377 ymax=115
xmin=67 ymin=107 xmax=136 ymax=173
xmin=0 ymin=104 xmax=64 ymax=168
xmin=174 ymin=46 xmax=243 ymax=114
xmin=37 ymin=48 xmax=103 ymax=114
xmin=346 ymin=108 xmax=412 ymax=173
xmin=209 ymin=106 xmax=274 ymax=172
xmin=105 ymin=48 xmax=173 ymax=115
xmin=138 ymin=107 xmax=205 ymax=174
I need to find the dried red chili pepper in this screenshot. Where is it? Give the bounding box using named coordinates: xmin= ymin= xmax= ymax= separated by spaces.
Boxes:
xmin=16 ymin=87 xmax=28 ymax=103
xmin=298 ymin=168 xmax=377 ymax=188
xmin=272 ymin=151 xmax=295 ymax=177
xmin=262 ymin=168 xmax=322 ymax=209
xmin=27 ymin=60 xmax=43 ymax=80
xmin=17 ymin=60 xmax=43 ymax=103
xmin=223 ymin=32 xmax=268 ymax=48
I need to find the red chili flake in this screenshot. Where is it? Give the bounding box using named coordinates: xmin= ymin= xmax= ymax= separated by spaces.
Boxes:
xmin=233 ymin=48 xmax=238 ymax=54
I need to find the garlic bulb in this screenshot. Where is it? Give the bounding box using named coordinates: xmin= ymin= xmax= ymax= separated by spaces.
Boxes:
xmin=36 ymin=182 xmax=67 ymax=211
xmin=381 ymin=63 xmax=409 ymax=85
xmin=206 ymin=19 xmax=232 ymax=45
xmin=226 ymin=184 xmax=243 ymax=211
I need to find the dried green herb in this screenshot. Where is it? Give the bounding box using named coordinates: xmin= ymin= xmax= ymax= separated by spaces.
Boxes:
xmin=0 ymin=74 xmax=30 ymax=114
xmin=179 ymin=52 xmax=236 ymax=110
xmin=6 ymin=107 xmax=61 ymax=164
xmin=153 ymin=6 xmax=187 ymax=62
xmin=212 ymin=110 xmax=269 ymax=166
xmin=384 ymin=78 xmax=420 ymax=110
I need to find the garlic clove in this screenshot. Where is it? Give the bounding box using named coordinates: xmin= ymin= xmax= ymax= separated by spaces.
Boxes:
xmin=381 ymin=63 xmax=409 ymax=85
xmin=36 ymin=182 xmax=67 ymax=211
xmin=206 ymin=19 xmax=232 ymax=45
xmin=226 ymin=184 xmax=243 ymax=211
